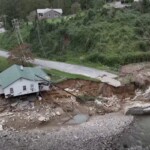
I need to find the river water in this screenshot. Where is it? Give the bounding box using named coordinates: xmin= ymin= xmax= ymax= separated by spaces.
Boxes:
xmin=119 ymin=116 xmax=150 ymax=150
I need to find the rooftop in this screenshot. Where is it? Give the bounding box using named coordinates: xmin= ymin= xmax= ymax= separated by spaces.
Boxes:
xmin=0 ymin=65 xmax=50 ymax=89
xmin=37 ymin=8 xmax=63 ymax=14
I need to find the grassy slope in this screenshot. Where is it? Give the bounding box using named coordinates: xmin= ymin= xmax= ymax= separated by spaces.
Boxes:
xmin=0 ymin=7 xmax=150 ymax=70
xmin=45 ymin=69 xmax=100 ymax=83
xmin=0 ymin=57 xmax=11 ymax=72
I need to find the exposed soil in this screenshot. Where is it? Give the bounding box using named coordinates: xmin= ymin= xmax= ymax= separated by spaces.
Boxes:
xmin=120 ymin=63 xmax=150 ymax=87
xmin=56 ymin=79 xmax=135 ymax=98
xmin=0 ymin=79 xmax=136 ymax=132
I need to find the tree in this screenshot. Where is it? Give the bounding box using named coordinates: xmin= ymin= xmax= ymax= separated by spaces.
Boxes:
xmin=8 ymin=43 xmax=34 ymax=66
xmin=0 ymin=0 xmax=50 ymax=27
xmin=71 ymin=2 xmax=81 ymax=14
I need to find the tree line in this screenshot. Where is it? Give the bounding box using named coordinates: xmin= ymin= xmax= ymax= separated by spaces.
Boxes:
xmin=0 ymin=0 xmax=102 ymax=26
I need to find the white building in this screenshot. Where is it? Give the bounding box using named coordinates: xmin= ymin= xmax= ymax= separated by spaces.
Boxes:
xmin=37 ymin=8 xmax=63 ymax=20
xmin=0 ymin=65 xmax=51 ymax=98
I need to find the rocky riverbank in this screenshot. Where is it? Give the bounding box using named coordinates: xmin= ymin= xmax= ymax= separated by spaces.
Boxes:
xmin=0 ymin=112 xmax=133 ymax=150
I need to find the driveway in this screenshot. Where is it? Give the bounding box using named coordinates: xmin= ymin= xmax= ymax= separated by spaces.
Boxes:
xmin=0 ymin=50 xmax=121 ymax=87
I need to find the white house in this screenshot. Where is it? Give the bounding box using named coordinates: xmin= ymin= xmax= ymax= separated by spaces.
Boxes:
xmin=37 ymin=8 xmax=63 ymax=20
xmin=0 ymin=65 xmax=51 ymax=98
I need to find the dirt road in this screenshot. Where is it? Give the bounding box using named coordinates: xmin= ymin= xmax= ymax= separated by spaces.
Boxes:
xmin=0 ymin=50 xmax=121 ymax=87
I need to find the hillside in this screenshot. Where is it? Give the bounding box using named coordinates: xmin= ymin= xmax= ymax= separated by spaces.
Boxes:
xmin=1 ymin=5 xmax=150 ymax=69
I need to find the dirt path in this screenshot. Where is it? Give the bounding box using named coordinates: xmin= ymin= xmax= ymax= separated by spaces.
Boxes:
xmin=0 ymin=50 xmax=121 ymax=87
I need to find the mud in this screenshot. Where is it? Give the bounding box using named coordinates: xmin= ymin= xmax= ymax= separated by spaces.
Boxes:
xmin=56 ymin=79 xmax=136 ymax=98
xmin=0 ymin=79 xmax=136 ymax=131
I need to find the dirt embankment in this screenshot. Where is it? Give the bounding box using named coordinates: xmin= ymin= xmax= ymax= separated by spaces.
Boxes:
xmin=0 ymin=79 xmax=136 ymax=132
xmin=0 ymin=77 xmax=140 ymax=150
xmin=56 ymin=79 xmax=135 ymax=98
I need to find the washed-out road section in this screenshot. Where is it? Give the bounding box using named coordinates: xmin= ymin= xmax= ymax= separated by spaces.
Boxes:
xmin=0 ymin=50 xmax=121 ymax=87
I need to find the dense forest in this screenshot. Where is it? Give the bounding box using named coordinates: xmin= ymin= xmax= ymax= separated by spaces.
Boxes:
xmin=0 ymin=0 xmax=150 ymax=69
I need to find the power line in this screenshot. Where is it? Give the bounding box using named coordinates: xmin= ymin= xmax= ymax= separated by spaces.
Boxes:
xmin=11 ymin=19 xmax=23 ymax=44
xmin=11 ymin=18 xmax=26 ymax=65
xmin=36 ymin=11 xmax=46 ymax=57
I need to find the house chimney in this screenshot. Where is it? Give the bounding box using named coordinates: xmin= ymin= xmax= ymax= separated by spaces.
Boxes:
xmin=20 ymin=65 xmax=24 ymax=71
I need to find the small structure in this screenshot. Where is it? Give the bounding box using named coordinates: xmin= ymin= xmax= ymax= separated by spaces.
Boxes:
xmin=108 ymin=1 xmax=131 ymax=9
xmin=0 ymin=22 xmax=4 ymax=28
xmin=0 ymin=22 xmax=5 ymax=33
xmin=37 ymin=8 xmax=63 ymax=20
xmin=0 ymin=65 xmax=50 ymax=98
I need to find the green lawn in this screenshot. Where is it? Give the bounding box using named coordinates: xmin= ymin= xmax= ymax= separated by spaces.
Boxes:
xmin=0 ymin=57 xmax=11 ymax=72
xmin=45 ymin=69 xmax=100 ymax=83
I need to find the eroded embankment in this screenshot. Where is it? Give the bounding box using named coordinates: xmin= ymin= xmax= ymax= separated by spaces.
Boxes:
xmin=0 ymin=79 xmax=137 ymax=131
xmin=0 ymin=78 xmax=139 ymax=150
xmin=56 ymin=79 xmax=136 ymax=98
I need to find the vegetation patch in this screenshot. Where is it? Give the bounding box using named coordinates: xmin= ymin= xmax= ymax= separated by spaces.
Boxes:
xmin=1 ymin=1 xmax=150 ymax=70
xmin=0 ymin=57 xmax=11 ymax=72
xmin=45 ymin=69 xmax=100 ymax=83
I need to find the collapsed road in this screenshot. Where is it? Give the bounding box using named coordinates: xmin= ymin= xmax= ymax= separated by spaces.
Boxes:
xmin=0 ymin=50 xmax=121 ymax=87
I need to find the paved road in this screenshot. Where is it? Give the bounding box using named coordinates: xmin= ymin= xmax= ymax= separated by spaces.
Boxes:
xmin=0 ymin=50 xmax=121 ymax=87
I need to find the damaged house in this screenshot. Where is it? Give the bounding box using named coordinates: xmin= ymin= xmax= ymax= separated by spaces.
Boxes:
xmin=0 ymin=65 xmax=50 ymax=98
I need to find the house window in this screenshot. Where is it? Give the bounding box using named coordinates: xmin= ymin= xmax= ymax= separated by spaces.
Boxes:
xmin=39 ymin=13 xmax=43 ymax=17
xmin=10 ymin=88 xmax=14 ymax=94
xmin=23 ymin=86 xmax=26 ymax=91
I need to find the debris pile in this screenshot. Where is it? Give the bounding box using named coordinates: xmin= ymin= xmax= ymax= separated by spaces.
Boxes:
xmin=95 ymin=95 xmax=121 ymax=114
xmin=120 ymin=63 xmax=150 ymax=87
xmin=0 ymin=78 xmax=137 ymax=131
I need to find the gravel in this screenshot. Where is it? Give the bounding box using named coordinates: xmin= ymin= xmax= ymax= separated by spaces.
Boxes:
xmin=0 ymin=112 xmax=133 ymax=150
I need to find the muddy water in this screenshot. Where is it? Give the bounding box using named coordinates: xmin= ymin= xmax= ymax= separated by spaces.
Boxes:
xmin=119 ymin=116 xmax=150 ymax=149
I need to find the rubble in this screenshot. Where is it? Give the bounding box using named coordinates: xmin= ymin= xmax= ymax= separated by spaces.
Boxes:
xmin=0 ymin=112 xmax=13 ymax=118
xmin=0 ymin=125 xmax=3 ymax=131
xmin=38 ymin=116 xmax=49 ymax=122
xmin=120 ymin=63 xmax=150 ymax=87
xmin=0 ymin=79 xmax=137 ymax=131
xmin=124 ymin=101 xmax=150 ymax=115
xmin=55 ymin=107 xmax=64 ymax=116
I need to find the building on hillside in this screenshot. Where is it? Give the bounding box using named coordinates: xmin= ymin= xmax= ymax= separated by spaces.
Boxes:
xmin=0 ymin=22 xmax=3 ymax=28
xmin=0 ymin=65 xmax=51 ymax=98
xmin=37 ymin=8 xmax=63 ymax=20
xmin=0 ymin=21 xmax=5 ymax=33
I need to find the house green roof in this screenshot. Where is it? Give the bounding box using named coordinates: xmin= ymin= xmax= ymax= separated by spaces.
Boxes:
xmin=0 ymin=64 xmax=50 ymax=89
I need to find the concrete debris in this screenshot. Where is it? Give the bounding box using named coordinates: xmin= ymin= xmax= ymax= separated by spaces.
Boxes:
xmin=0 ymin=125 xmax=3 ymax=131
xmin=120 ymin=63 xmax=150 ymax=87
xmin=124 ymin=101 xmax=150 ymax=115
xmin=56 ymin=111 xmax=61 ymax=116
xmin=97 ymin=76 xmax=121 ymax=87
xmin=38 ymin=96 xmax=42 ymax=101
xmin=0 ymin=112 xmax=13 ymax=118
xmin=94 ymin=96 xmax=121 ymax=113
xmin=65 ymin=88 xmax=75 ymax=92
xmin=38 ymin=116 xmax=49 ymax=122
xmin=11 ymin=102 xmax=18 ymax=107
xmin=55 ymin=107 xmax=64 ymax=116
xmin=95 ymin=99 xmax=103 ymax=107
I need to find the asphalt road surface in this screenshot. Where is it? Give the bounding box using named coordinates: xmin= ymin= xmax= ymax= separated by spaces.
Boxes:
xmin=0 ymin=50 xmax=121 ymax=87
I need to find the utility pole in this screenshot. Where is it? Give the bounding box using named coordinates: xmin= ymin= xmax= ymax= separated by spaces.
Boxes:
xmin=2 ymin=15 xmax=7 ymax=28
xmin=11 ymin=19 xmax=25 ymax=65
xmin=11 ymin=19 xmax=23 ymax=44
xmin=35 ymin=11 xmax=46 ymax=57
